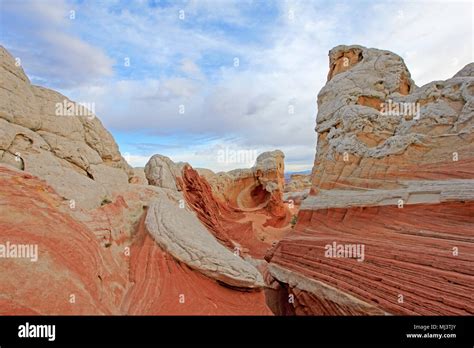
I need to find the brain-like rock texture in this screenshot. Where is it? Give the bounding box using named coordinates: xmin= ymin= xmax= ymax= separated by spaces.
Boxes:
xmin=312 ymin=44 xmax=472 ymax=191
xmin=0 ymin=46 xmax=139 ymax=209
xmin=267 ymin=45 xmax=474 ymax=315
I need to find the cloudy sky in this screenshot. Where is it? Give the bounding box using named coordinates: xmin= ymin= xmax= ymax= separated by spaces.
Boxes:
xmin=1 ymin=0 xmax=472 ymax=171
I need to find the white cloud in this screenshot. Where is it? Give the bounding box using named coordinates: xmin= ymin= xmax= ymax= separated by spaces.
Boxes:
xmin=4 ymin=0 xmax=472 ymax=172
xmin=180 ymin=58 xmax=204 ymax=79
xmin=122 ymin=153 xmax=150 ymax=168
xmin=348 ymin=0 xmax=472 ymax=85
xmin=1 ymin=0 xmax=114 ymax=88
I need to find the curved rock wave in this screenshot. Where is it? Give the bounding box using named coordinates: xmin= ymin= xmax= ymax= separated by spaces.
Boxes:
xmin=145 ymin=195 xmax=265 ymax=289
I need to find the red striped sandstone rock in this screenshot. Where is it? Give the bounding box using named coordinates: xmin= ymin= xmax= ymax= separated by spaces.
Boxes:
xmin=145 ymin=154 xmax=292 ymax=259
xmin=0 ymin=44 xmax=272 ymax=314
xmin=267 ymin=45 xmax=474 ymax=315
xmin=268 ymin=202 xmax=474 ymax=315
xmin=184 ymin=165 xmax=291 ymax=256
xmin=0 ymin=165 xmax=125 ymax=314
xmin=197 ymin=150 xmax=290 ymax=227
xmin=124 ymin=213 xmax=271 ymax=315
xmin=0 ymin=164 xmax=272 ymax=315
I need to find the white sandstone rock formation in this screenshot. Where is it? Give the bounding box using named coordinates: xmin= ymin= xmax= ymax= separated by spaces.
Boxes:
xmin=0 ymin=46 xmax=140 ymax=209
xmin=198 ymin=150 xmax=285 ymax=205
xmin=145 ymin=194 xmax=265 ymax=288
xmin=144 ymin=154 xmax=187 ymax=190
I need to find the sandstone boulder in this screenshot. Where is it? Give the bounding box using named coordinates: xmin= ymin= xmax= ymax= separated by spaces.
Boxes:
xmin=0 ymin=46 xmax=137 ymax=209
xmin=144 ymin=154 xmax=187 ymax=190
xmin=145 ymin=194 xmax=265 ymax=288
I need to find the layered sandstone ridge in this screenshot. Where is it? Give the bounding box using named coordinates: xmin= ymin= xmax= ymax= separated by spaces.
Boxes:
xmin=301 ymin=179 xmax=474 ymax=210
xmin=198 ymin=151 xmax=285 ymax=208
xmin=144 ymin=154 xmax=266 ymax=288
xmin=196 ymin=150 xmax=291 ymax=233
xmin=0 ymin=45 xmax=271 ymax=314
xmin=0 ymin=46 xmax=138 ymax=209
xmin=268 ymin=45 xmax=474 ymax=315
xmin=0 ymin=164 xmax=271 ymax=314
xmin=144 ymin=153 xmax=292 ymax=261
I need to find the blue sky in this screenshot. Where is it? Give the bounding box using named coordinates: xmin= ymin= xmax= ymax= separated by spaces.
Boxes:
xmin=0 ymin=0 xmax=472 ymax=171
